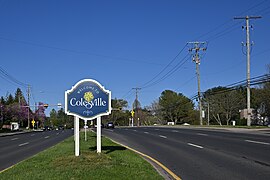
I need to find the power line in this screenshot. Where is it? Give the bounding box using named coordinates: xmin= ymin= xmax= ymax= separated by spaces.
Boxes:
xmin=141 ymin=53 xmax=191 ymax=89
xmin=140 ymin=43 xmax=188 ymax=89
xmin=0 ymin=37 xmax=165 ymax=67
xmin=0 ymin=66 xmax=28 ymax=88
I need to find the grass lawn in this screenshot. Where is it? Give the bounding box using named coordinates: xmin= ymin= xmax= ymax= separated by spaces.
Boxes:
xmin=0 ymin=131 xmax=163 ymax=180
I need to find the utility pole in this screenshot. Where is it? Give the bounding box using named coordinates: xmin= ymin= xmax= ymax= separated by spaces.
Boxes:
xmin=234 ymin=15 xmax=261 ymax=126
xmin=27 ymin=85 xmax=30 ymax=129
xmin=188 ymin=42 xmax=207 ymax=126
xmin=132 ymin=87 xmax=141 ymax=126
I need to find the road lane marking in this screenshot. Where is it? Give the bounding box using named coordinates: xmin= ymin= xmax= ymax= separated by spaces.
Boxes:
xmin=107 ymin=129 xmax=114 ymax=132
xmin=172 ymin=130 xmax=179 ymax=133
xmin=159 ymin=135 xmax=167 ymax=139
xmin=196 ymin=133 xmax=208 ymax=136
xmin=245 ymin=140 xmax=270 ymax=145
xmin=154 ymin=129 xmax=159 ymax=131
xmin=144 ymin=132 xmax=149 ymax=134
xmin=30 ymin=134 xmax=35 ymax=136
xmin=18 ymin=142 xmax=29 ymax=147
xmin=56 ymin=133 xmax=60 ymax=135
xmin=133 ymin=130 xmax=137 ymax=132
xmin=187 ymin=143 xmax=204 ymax=149
xmin=11 ymin=138 xmax=18 ymax=141
xmin=45 ymin=136 xmax=50 ymax=139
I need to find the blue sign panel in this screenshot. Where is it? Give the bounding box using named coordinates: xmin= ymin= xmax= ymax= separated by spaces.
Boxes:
xmin=65 ymin=79 xmax=111 ymax=120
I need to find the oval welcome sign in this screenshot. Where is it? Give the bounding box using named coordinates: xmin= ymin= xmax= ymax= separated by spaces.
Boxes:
xmin=65 ymin=79 xmax=111 ymax=120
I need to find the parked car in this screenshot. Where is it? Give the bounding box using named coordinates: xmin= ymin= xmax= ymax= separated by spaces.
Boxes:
xmin=105 ymin=122 xmax=114 ymax=129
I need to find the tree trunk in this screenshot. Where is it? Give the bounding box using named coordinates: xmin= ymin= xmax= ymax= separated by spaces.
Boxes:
xmin=213 ymin=114 xmax=222 ymax=126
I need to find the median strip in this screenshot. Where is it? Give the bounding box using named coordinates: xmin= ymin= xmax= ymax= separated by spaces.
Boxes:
xmin=187 ymin=143 xmax=203 ymax=149
xmin=1 ymin=132 xmax=164 ymax=180
xmin=245 ymin=140 xmax=270 ymax=145
xmin=18 ymin=142 xmax=29 ymax=147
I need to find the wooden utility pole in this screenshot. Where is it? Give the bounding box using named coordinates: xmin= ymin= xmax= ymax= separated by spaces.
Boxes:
xmin=188 ymin=42 xmax=207 ymax=126
xmin=27 ymin=85 xmax=30 ymax=129
xmin=234 ymin=15 xmax=261 ymax=126
xmin=132 ymin=87 xmax=141 ymax=126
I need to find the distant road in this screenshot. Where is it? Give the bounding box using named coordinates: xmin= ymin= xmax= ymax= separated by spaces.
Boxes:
xmin=102 ymin=127 xmax=270 ymax=180
xmin=0 ymin=129 xmax=73 ymax=171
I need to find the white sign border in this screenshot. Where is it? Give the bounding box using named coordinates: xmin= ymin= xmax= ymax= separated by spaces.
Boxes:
xmin=65 ymin=79 xmax=112 ymax=121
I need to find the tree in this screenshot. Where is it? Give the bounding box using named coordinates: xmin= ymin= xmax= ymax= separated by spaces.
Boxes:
xmin=159 ymin=90 xmax=194 ymax=124
xmin=203 ymin=87 xmax=245 ymax=126
xmin=34 ymin=102 xmax=46 ymax=127
xmin=106 ymin=98 xmax=129 ymax=126
xmin=6 ymin=94 xmax=14 ymax=105
xmin=146 ymin=100 xmax=165 ymax=125
xmin=49 ymin=109 xmax=58 ymax=127
xmin=14 ymin=88 xmax=26 ymax=104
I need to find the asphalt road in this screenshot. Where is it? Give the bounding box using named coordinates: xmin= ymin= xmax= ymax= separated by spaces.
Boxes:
xmin=0 ymin=129 xmax=73 ymax=171
xmin=102 ymin=127 xmax=270 ymax=180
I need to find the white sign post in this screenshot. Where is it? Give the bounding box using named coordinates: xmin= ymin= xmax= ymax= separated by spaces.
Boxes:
xmin=75 ymin=116 xmax=80 ymax=156
xmin=97 ymin=116 xmax=101 ymax=153
xmin=65 ymin=79 xmax=111 ymax=156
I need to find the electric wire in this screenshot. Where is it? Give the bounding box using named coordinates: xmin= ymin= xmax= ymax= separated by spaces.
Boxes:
xmin=0 ymin=66 xmax=28 ymax=88
xmin=139 ymin=43 xmax=188 ymax=88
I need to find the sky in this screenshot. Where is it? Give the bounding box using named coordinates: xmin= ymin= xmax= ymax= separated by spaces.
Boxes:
xmin=0 ymin=0 xmax=269 ymax=115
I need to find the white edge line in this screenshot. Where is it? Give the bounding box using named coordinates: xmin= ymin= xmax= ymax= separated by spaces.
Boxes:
xmin=187 ymin=143 xmax=204 ymax=149
xmin=245 ymin=140 xmax=270 ymax=145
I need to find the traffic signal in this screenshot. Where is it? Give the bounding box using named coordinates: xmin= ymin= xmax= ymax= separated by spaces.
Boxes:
xmin=43 ymin=104 xmax=49 ymax=108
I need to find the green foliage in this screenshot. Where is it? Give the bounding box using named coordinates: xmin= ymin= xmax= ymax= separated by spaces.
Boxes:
xmin=105 ymin=98 xmax=129 ymax=126
xmin=0 ymin=88 xmax=34 ymax=128
xmin=202 ymin=87 xmax=246 ymax=125
xmin=159 ymin=90 xmax=194 ymax=124
xmin=48 ymin=108 xmax=73 ymax=128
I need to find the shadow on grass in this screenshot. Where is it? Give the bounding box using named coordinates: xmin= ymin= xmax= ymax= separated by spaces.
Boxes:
xmin=89 ymin=146 xmax=126 ymax=154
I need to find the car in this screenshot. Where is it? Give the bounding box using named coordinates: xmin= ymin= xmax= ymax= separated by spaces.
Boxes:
xmin=105 ymin=122 xmax=114 ymax=129
xmin=43 ymin=126 xmax=52 ymax=131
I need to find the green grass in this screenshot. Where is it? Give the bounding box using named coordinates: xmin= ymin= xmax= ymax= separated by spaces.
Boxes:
xmin=0 ymin=132 xmax=163 ymax=180
xmin=196 ymin=125 xmax=269 ymax=129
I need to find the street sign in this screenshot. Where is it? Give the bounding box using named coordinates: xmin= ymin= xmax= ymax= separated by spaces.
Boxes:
xmin=31 ymin=119 xmax=35 ymax=127
xmin=65 ymin=79 xmax=111 ymax=120
xmin=131 ymin=110 xmax=135 ymax=117
xmin=65 ymin=79 xmax=111 ymax=156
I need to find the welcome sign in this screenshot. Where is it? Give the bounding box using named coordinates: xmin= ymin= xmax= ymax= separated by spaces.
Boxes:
xmin=65 ymin=79 xmax=111 ymax=120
